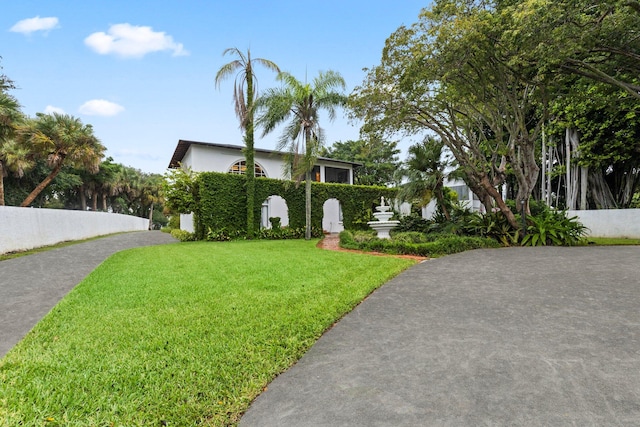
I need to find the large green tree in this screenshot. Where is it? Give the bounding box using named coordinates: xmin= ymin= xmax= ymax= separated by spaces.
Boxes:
xmin=351 ymin=1 xmax=550 ymax=229
xmin=321 ymin=136 xmax=400 ymax=186
xmin=215 ymin=48 xmax=280 ymax=238
xmin=18 ymin=113 xmax=105 ymax=207
xmin=257 ymin=70 xmax=347 ymax=239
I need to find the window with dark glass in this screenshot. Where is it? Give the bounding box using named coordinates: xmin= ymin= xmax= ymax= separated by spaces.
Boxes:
xmin=325 ymin=167 xmax=349 ymax=184
xmin=312 ymin=166 xmax=321 ymax=182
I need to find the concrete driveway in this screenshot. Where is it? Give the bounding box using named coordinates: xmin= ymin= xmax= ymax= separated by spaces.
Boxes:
xmin=241 ymin=246 xmax=640 ymax=426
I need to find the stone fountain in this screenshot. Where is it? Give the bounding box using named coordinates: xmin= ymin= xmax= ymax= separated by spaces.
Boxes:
xmin=367 ymin=196 xmax=400 ymax=239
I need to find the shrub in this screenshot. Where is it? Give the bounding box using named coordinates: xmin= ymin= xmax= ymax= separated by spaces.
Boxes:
xmin=522 ymin=210 xmax=588 ymax=246
xmin=339 ymin=230 xmax=500 ymax=257
xmin=167 ymin=215 xmax=180 ymax=230
xmin=269 ymin=216 xmax=281 ymax=230
xmin=170 ymin=229 xmax=197 ymax=242
xmin=394 ymin=213 xmax=432 ymax=233
xmin=257 ymin=226 xmax=323 ymax=240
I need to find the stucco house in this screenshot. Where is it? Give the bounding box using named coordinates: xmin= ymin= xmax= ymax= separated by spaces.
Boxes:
xmin=168 ymin=140 xmax=360 ymax=233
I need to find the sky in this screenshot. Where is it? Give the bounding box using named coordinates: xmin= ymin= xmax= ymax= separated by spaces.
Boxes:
xmin=2 ymin=1 xmax=427 ymax=174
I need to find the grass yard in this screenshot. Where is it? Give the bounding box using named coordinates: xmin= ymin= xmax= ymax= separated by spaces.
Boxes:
xmin=587 ymin=237 xmax=640 ymax=245
xmin=0 ymin=239 xmax=415 ymax=426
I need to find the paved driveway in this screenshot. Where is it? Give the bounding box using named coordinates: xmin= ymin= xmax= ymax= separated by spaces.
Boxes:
xmin=241 ymin=246 xmax=640 ymax=426
xmin=0 ymin=231 xmax=176 ymax=357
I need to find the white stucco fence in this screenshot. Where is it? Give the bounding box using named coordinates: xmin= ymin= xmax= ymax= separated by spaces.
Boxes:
xmin=568 ymin=209 xmax=640 ymax=238
xmin=0 ymin=206 xmax=149 ymax=254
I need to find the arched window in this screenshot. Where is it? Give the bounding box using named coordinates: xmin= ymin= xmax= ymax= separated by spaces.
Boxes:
xmin=228 ymin=160 xmax=267 ymax=177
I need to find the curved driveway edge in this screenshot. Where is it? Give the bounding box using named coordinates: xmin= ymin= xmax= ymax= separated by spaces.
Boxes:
xmin=241 ymin=246 xmax=640 ymax=426
xmin=0 ymin=231 xmax=177 ymax=357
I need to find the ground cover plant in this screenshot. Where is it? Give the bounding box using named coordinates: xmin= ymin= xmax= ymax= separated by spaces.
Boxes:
xmin=0 ymin=240 xmax=414 ymax=426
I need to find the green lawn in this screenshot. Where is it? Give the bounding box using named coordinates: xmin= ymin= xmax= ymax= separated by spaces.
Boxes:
xmin=0 ymin=239 xmax=415 ymax=426
xmin=587 ymin=237 xmax=640 ymax=245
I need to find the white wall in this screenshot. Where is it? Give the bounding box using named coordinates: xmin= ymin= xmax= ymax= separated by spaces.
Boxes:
xmin=322 ymin=198 xmax=343 ymax=233
xmin=186 ymin=145 xmax=287 ymax=179
xmin=0 ymin=206 xmax=149 ymax=254
xmin=568 ymin=209 xmax=640 ymax=238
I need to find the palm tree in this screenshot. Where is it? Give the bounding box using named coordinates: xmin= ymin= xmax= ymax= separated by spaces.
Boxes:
xmin=215 ymin=48 xmax=280 ymax=238
xmin=257 ymin=70 xmax=347 ymax=239
xmin=0 ymin=91 xmax=30 ymax=206
xmin=398 ymin=137 xmax=453 ymax=220
xmin=19 ymin=113 xmax=105 ymax=207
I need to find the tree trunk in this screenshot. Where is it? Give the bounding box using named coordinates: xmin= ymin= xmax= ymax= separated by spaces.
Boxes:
xmin=434 ymin=179 xmax=450 ymax=221
xmin=92 ymin=192 xmax=98 ymax=211
xmin=580 ymin=166 xmax=588 ymax=210
xmin=80 ymin=184 xmax=87 ymax=211
xmin=148 ymin=203 xmax=154 ymax=230
xmin=0 ymin=161 xmax=5 ymax=206
xmin=479 ymin=174 xmax=519 ymax=229
xmin=102 ymin=193 xmax=108 ymax=211
xmin=245 ymin=74 xmax=256 ymax=239
xmin=305 ymin=170 xmax=312 ymax=240
xmin=20 ymin=163 xmax=64 ymax=207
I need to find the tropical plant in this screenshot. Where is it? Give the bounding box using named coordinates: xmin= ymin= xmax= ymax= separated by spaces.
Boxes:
xmin=521 ymin=210 xmax=588 ymax=246
xmin=0 ymin=91 xmax=28 ymax=206
xmin=257 ymin=70 xmax=347 ymax=239
xmin=397 ymin=136 xmax=454 ymax=220
xmin=17 ymin=113 xmax=105 ymax=207
xmin=215 ymin=48 xmax=280 ymax=238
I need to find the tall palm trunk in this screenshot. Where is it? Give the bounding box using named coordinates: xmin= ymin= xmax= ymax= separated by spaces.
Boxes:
xmin=20 ymin=163 xmax=64 ymax=207
xmin=245 ymin=74 xmax=256 ymax=238
xmin=305 ymin=170 xmax=312 ymax=240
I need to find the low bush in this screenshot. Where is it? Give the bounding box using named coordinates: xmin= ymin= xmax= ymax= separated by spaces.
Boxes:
xmin=394 ymin=213 xmax=432 ymax=233
xmin=257 ymin=226 xmax=323 ymax=240
xmin=339 ymin=230 xmax=500 ymax=257
xmin=170 ymin=229 xmax=197 ymax=242
xmin=522 ymin=210 xmax=588 ymax=246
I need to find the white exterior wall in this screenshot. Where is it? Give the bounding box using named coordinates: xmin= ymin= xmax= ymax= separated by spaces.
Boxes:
xmin=261 ymin=196 xmax=289 ymax=228
xmin=180 ymin=213 xmax=195 ymax=233
xmin=0 ymin=206 xmax=149 ymax=254
xmin=568 ymin=209 xmax=640 ymax=238
xmin=184 ymin=145 xmax=286 ymax=179
xmin=322 ymin=199 xmax=343 ymax=233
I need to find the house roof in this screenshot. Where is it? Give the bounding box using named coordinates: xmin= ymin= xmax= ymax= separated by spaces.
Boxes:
xmin=168 ymin=139 xmax=362 ymax=169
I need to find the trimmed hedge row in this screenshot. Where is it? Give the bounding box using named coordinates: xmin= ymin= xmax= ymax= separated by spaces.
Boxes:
xmin=192 ymin=172 xmax=397 ymax=239
xmin=339 ymin=230 xmax=501 ymax=257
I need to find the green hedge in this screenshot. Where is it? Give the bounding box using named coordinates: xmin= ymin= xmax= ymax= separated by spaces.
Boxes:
xmin=339 ymin=230 xmax=501 ymax=257
xmin=192 ymin=172 xmax=397 ymax=239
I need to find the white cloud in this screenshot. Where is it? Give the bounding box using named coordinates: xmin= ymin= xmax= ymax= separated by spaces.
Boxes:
xmin=84 ymin=23 xmax=188 ymax=58
xmin=10 ymin=16 xmax=59 ymax=35
xmin=44 ymin=105 xmax=65 ymax=115
xmin=79 ymin=99 xmax=124 ymax=117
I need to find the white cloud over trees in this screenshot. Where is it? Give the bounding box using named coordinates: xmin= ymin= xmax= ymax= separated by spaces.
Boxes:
xmin=79 ymin=99 xmax=125 ymax=116
xmin=84 ymin=23 xmax=188 ymax=58
xmin=44 ymin=105 xmax=65 ymax=115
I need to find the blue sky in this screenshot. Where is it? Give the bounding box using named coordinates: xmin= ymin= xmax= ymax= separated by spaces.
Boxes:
xmin=2 ymin=1 xmax=427 ymax=174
